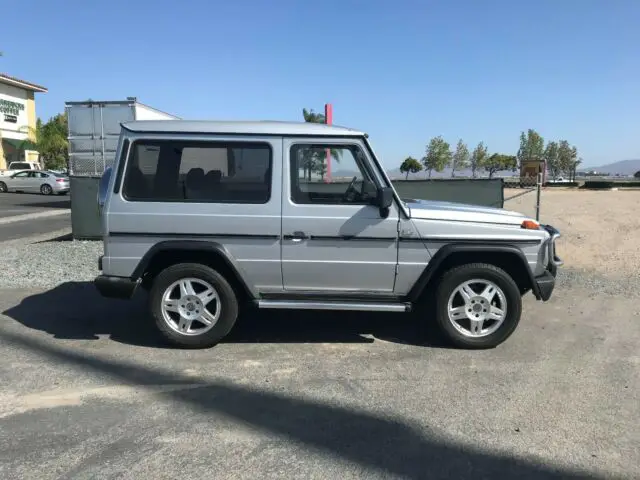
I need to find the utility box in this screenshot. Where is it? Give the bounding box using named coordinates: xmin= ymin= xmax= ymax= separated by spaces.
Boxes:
xmin=66 ymin=98 xmax=178 ymax=239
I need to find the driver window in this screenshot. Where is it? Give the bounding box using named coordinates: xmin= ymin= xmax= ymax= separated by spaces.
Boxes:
xmin=290 ymin=144 xmax=376 ymax=205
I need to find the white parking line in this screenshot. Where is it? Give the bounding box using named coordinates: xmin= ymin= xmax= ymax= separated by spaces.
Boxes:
xmin=0 ymin=209 xmax=71 ymax=225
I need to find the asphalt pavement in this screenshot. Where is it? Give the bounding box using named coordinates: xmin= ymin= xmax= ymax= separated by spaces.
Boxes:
xmin=0 ymin=192 xmax=70 ymax=219
xmin=0 ymin=283 xmax=637 ymax=479
xmin=0 ymin=192 xmax=71 ymax=241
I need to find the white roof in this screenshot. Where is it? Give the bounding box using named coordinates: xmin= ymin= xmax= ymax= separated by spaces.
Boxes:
xmin=121 ymin=120 xmax=365 ymax=137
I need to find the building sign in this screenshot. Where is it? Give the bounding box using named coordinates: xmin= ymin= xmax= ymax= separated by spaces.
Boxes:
xmin=0 ymin=99 xmax=25 ymax=116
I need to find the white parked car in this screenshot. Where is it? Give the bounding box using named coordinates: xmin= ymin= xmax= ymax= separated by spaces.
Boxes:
xmin=0 ymin=170 xmax=70 ymax=195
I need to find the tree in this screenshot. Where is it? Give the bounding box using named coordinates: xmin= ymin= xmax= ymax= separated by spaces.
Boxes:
xmin=422 ymin=136 xmax=451 ymax=179
xmin=450 ymin=139 xmax=470 ymax=177
xmin=556 ymin=140 xmax=575 ymax=180
xmin=566 ymin=146 xmax=578 ymax=179
xmin=302 ymin=108 xmax=325 ymax=124
xmin=569 ymin=157 xmax=582 ymax=182
xmin=634 ymin=170 xmax=640 ymax=179
xmin=399 ymin=156 xmax=422 ymax=179
xmin=543 ymin=141 xmax=560 ymax=180
xmin=20 ymin=113 xmax=69 ymax=170
xmin=517 ymin=129 xmax=544 ymax=169
xmin=311 ymin=155 xmax=327 ymax=179
xmin=469 ymin=142 xmax=488 ymax=178
xmin=301 ymin=107 xmax=341 ymax=180
xmin=482 ymin=153 xmax=517 ymax=178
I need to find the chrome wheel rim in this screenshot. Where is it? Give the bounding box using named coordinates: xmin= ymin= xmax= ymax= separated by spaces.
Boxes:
xmin=160 ymin=277 xmax=220 ymax=336
xmin=447 ymin=279 xmax=507 ymax=338
xmin=42 ymin=184 xmax=52 ymax=194
xmin=0 ymin=183 xmax=6 ymax=192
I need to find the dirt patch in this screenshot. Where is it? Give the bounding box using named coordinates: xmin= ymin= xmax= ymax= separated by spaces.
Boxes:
xmin=504 ymin=188 xmax=640 ymax=278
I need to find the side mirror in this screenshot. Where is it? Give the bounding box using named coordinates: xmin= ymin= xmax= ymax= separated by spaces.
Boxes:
xmin=376 ymin=186 xmax=394 ymax=217
xmin=377 ymin=186 xmax=393 ymax=209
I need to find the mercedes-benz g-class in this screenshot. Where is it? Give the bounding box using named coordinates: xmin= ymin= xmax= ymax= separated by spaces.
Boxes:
xmin=95 ymin=120 xmax=562 ymax=349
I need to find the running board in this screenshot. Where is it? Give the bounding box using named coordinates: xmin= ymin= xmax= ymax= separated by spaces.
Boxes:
xmin=256 ymin=299 xmax=411 ymax=313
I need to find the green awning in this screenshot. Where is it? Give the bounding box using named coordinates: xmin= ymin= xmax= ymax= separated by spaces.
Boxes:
xmin=2 ymin=138 xmax=37 ymax=150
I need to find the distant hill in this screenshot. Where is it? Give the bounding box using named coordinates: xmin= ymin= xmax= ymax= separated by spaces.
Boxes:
xmin=588 ymin=159 xmax=640 ymax=176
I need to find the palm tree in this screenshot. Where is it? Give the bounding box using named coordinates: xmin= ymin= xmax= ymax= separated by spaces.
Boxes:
xmin=302 ymin=108 xmax=325 ymax=124
xmin=301 ymin=107 xmax=342 ymax=180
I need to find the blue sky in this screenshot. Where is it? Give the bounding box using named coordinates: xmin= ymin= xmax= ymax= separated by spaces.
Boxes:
xmin=3 ymin=0 xmax=639 ymax=167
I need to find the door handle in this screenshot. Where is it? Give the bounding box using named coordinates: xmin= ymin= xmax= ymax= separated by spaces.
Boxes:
xmin=288 ymin=231 xmax=309 ymax=241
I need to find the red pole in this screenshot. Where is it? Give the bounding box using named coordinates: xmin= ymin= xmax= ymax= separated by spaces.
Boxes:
xmin=325 ymin=103 xmax=333 ymax=182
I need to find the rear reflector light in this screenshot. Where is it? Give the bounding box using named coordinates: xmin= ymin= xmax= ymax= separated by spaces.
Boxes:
xmin=56 ymin=178 xmax=66 ymax=183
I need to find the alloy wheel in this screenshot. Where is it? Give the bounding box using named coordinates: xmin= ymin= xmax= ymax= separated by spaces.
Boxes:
xmin=160 ymin=277 xmax=221 ymax=336
xmin=447 ymin=279 xmax=507 ymax=338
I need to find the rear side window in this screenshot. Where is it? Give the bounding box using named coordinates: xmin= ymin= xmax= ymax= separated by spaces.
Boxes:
xmin=122 ymin=140 xmax=272 ymax=204
xmin=10 ymin=162 xmax=30 ymax=169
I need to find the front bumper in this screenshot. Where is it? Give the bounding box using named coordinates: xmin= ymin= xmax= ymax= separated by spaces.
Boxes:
xmin=532 ymin=224 xmax=563 ymax=301
xmin=94 ymin=275 xmax=138 ymax=299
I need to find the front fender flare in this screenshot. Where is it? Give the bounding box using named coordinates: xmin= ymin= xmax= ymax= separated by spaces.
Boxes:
xmin=407 ymin=243 xmax=541 ymax=302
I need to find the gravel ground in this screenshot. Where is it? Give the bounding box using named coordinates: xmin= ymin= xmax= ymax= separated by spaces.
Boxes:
xmin=0 ymin=229 xmax=101 ymax=289
xmin=505 ymin=188 xmax=640 ymax=279
xmin=1 ymin=190 xmax=638 ymax=297
xmin=1 ymin=234 xmax=634 ymax=297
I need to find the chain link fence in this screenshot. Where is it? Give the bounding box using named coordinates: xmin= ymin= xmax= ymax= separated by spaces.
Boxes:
xmin=68 ymin=154 xmax=114 ymax=177
xmin=502 ymin=174 xmax=543 ymax=220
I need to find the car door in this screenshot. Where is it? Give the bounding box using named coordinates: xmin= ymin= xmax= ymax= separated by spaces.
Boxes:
xmin=9 ymin=171 xmax=30 ymax=191
xmin=281 ymin=138 xmax=399 ymax=293
xmin=25 ymin=171 xmax=42 ymax=192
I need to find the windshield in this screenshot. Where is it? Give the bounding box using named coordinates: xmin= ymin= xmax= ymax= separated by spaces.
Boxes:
xmin=48 ymin=171 xmax=68 ymax=178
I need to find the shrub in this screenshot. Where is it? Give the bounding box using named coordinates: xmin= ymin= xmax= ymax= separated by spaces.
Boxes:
xmin=544 ymin=182 xmax=579 ymax=187
xmin=581 ymin=181 xmax=614 ymax=189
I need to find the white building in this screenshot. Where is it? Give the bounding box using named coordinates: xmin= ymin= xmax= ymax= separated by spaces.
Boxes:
xmin=0 ymin=73 xmax=48 ymax=169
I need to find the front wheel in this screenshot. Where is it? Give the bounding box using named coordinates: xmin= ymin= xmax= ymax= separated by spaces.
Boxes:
xmin=149 ymin=263 xmax=239 ymax=348
xmin=435 ymin=263 xmax=522 ymax=349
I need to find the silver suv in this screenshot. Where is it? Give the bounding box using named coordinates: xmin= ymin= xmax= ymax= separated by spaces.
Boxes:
xmin=95 ymin=120 xmax=562 ymax=349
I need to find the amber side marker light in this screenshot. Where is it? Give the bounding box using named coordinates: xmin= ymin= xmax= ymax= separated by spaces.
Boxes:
xmin=521 ymin=220 xmax=540 ymax=230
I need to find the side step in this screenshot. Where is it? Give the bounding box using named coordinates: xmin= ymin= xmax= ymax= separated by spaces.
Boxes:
xmin=257 ymin=299 xmax=411 ymax=313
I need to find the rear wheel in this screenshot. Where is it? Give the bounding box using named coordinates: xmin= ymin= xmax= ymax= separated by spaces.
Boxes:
xmin=40 ymin=184 xmax=53 ymax=195
xmin=0 ymin=182 xmax=6 ymax=193
xmin=149 ymin=263 xmax=238 ymax=348
xmin=435 ymin=263 xmax=522 ymax=349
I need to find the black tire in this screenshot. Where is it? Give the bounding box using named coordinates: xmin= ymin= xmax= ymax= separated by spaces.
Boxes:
xmin=435 ymin=263 xmax=522 ymax=349
xmin=40 ymin=184 xmax=53 ymax=195
xmin=149 ymin=263 xmax=239 ymax=348
xmin=0 ymin=182 xmax=6 ymax=193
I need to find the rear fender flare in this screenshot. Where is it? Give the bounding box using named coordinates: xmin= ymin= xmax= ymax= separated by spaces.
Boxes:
xmin=130 ymin=240 xmax=257 ymax=298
